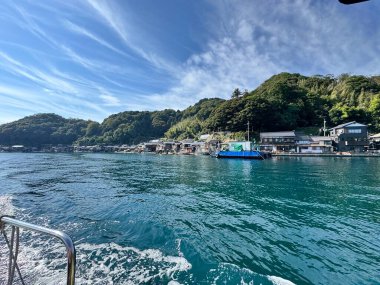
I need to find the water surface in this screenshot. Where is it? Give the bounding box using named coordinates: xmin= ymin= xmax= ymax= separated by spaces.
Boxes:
xmin=0 ymin=153 xmax=379 ymax=284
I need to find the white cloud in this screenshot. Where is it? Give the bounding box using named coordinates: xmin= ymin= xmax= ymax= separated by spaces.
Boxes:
xmin=145 ymin=0 xmax=380 ymax=110
xmin=0 ymin=51 xmax=79 ymax=95
xmin=83 ymin=0 xmax=178 ymax=73
xmin=62 ymin=20 xmax=129 ymax=58
xmin=97 ymin=87 xmax=121 ymax=106
xmin=99 ymin=94 xmax=121 ymax=106
xmin=1 ymin=0 xmax=380 ymax=124
xmin=0 ymin=83 xmax=109 ymax=123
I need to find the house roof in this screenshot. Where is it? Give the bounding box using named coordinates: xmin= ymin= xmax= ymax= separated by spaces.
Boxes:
xmin=296 ymin=135 xmax=310 ymax=141
xmin=199 ymin=134 xmax=210 ymax=140
xmin=330 ymin=121 xmax=366 ymax=130
xmin=260 ymin=131 xmax=295 ymax=137
xmin=191 ymin=142 xmax=204 ymax=146
xmin=310 ymin=136 xmax=333 ymax=141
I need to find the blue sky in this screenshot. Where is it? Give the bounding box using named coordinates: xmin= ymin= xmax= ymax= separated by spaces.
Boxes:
xmin=0 ymin=0 xmax=379 ymax=124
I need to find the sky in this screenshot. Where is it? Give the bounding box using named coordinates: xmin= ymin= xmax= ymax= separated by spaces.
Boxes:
xmin=0 ymin=0 xmax=379 ymax=124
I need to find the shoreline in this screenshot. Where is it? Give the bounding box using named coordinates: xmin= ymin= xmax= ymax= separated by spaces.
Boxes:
xmin=272 ymin=153 xmax=380 ymax=157
xmin=1 ymin=150 xmax=380 ymax=158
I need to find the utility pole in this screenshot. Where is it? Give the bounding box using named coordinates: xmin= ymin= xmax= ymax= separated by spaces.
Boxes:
xmin=323 ymin=118 xmax=327 ymax=136
xmin=247 ymin=121 xmax=250 ymax=142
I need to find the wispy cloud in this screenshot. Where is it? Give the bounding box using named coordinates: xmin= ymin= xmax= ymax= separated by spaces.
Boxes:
xmin=9 ymin=4 xmax=60 ymax=50
xmin=83 ymin=0 xmax=178 ymax=73
xmin=0 ymin=84 xmax=106 ymax=121
xmin=97 ymin=87 xmax=121 ymax=106
xmin=62 ymin=19 xmax=129 ymax=58
xmin=145 ymin=0 xmax=380 ymax=110
xmin=0 ymin=0 xmax=379 ymax=124
xmin=0 ymin=51 xmax=79 ymax=95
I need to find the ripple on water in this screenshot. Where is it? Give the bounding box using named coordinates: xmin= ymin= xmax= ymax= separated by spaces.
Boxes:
xmin=1 ymin=154 xmax=380 ymax=285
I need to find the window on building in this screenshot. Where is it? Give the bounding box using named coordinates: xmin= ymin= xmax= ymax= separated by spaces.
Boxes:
xmin=348 ymin=129 xmax=361 ymax=134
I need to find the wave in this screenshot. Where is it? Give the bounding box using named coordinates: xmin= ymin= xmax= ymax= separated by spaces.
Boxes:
xmin=0 ymin=238 xmax=191 ymax=285
xmin=268 ymin=275 xmax=296 ymax=285
xmin=204 ymin=263 xmax=295 ymax=285
xmin=75 ymin=242 xmax=191 ymax=284
xmin=0 ymin=195 xmax=294 ymax=285
xmin=0 ymin=194 xmax=15 ymax=216
xmin=0 ymin=195 xmax=191 ymax=284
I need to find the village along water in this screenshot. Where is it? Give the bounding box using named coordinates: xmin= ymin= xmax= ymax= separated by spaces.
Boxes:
xmin=0 ymin=153 xmax=379 ymax=285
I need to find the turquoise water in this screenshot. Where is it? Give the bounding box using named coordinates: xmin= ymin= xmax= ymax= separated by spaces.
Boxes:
xmin=0 ymin=153 xmax=379 ymax=284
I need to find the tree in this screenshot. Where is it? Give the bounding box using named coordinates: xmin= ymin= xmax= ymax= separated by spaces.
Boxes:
xmin=369 ymin=96 xmax=380 ymax=131
xmin=85 ymin=122 xmax=102 ymax=136
xmin=231 ymin=88 xmax=242 ymax=99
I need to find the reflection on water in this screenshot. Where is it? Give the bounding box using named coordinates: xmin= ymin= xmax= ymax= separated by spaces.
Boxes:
xmin=0 ymin=153 xmax=379 ymax=284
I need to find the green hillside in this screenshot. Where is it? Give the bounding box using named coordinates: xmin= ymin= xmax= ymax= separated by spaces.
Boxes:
xmin=0 ymin=113 xmax=92 ymax=146
xmin=1 ymin=73 xmax=379 ymax=146
xmin=77 ymin=109 xmax=180 ymax=145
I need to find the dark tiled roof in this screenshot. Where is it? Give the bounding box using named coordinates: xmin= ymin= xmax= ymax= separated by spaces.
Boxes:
xmin=260 ymin=131 xmax=295 ymax=137
xmin=330 ymin=121 xmax=366 ymax=130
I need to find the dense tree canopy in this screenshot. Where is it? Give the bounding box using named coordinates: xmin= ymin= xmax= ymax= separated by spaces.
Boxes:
xmin=77 ymin=109 xmax=179 ymax=145
xmin=1 ymin=73 xmax=379 ymax=146
xmin=0 ymin=114 xmax=91 ymax=146
xmin=203 ymin=73 xmax=380 ymax=135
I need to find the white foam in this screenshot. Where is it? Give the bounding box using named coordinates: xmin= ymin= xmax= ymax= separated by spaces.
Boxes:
xmin=1 ymin=234 xmax=192 ymax=285
xmin=75 ymin=242 xmax=191 ymax=284
xmin=0 ymin=197 xmax=191 ymax=284
xmin=0 ymin=198 xmax=293 ymax=285
xmin=0 ymin=194 xmax=14 ymax=216
xmin=268 ymin=275 xmax=296 ymax=285
xmin=168 ymin=281 xmax=183 ymax=285
xmin=206 ymin=263 xmax=296 ymax=285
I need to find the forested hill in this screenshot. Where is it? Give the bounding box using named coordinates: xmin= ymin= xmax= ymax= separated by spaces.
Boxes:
xmin=1 ymin=73 xmax=379 ymax=146
xmin=0 ymin=114 xmax=93 ymax=146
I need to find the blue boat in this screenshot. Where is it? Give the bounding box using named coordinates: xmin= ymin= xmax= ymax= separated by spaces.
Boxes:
xmin=215 ymin=141 xmax=271 ymax=160
xmin=215 ymin=150 xmax=270 ymax=159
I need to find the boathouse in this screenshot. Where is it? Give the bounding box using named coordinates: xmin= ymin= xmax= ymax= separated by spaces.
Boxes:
xmin=369 ymin=133 xmax=380 ymax=151
xmin=144 ymin=140 xmax=161 ymax=152
xmin=180 ymin=139 xmax=195 ymax=154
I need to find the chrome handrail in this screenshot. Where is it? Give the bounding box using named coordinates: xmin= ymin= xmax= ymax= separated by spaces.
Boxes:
xmin=0 ymin=216 xmax=76 ymax=285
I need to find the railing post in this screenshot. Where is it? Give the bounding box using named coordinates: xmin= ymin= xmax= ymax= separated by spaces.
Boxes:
xmin=0 ymin=216 xmax=76 ymax=285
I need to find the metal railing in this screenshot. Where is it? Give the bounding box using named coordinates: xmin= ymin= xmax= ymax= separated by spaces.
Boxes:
xmin=0 ymin=216 xmax=76 ymax=285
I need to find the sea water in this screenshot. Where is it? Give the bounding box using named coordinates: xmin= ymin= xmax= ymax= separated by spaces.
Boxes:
xmin=0 ymin=153 xmax=379 ymax=284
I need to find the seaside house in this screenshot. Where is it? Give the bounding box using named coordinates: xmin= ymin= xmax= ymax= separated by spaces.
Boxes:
xmin=199 ymin=134 xmax=211 ymax=141
xmin=259 ymin=131 xmax=297 ymax=152
xmin=180 ymin=139 xmax=195 ymax=154
xmin=156 ymin=141 xmax=177 ymax=153
xmin=369 ymin=133 xmax=380 ymax=151
xmin=329 ymin=121 xmax=368 ymax=152
xmin=191 ymin=141 xmax=207 ymax=154
xmin=11 ymin=145 xmax=25 ymax=152
xmin=144 ymin=140 xmax=161 ymax=152
xmin=205 ymin=139 xmax=220 ymax=153
xmin=295 ymin=136 xmax=333 ymax=153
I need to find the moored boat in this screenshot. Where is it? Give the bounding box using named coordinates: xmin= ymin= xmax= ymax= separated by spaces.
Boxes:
xmin=215 ymin=141 xmax=271 ymax=160
xmin=215 ymin=150 xmax=271 ymax=159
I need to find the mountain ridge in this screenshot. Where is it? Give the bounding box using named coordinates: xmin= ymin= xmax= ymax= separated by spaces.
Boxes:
xmin=1 ymin=73 xmax=379 ymax=146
